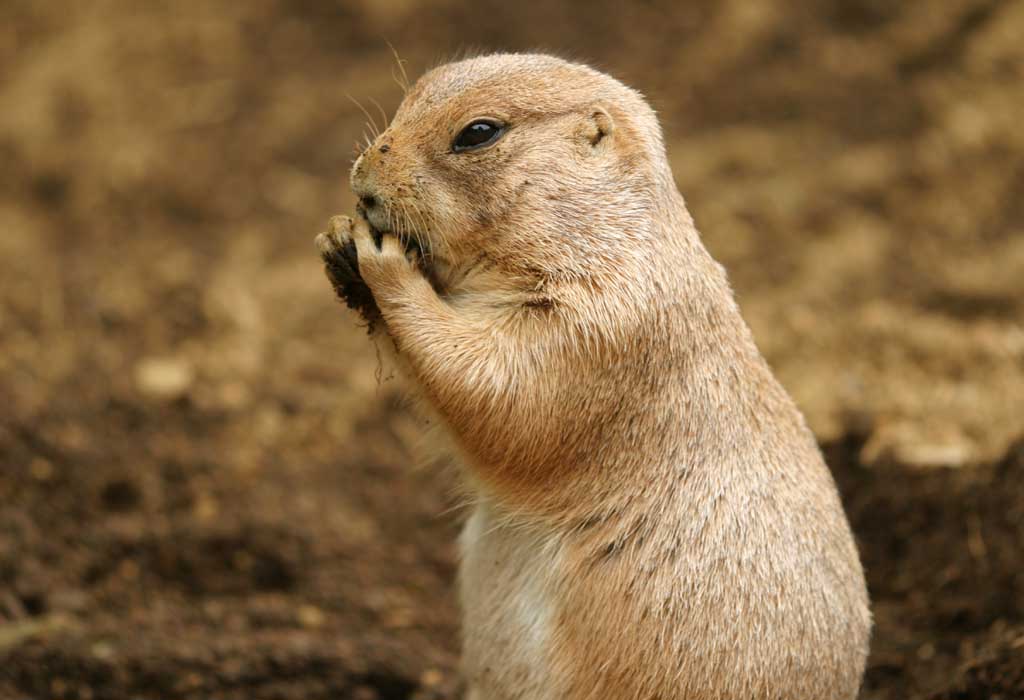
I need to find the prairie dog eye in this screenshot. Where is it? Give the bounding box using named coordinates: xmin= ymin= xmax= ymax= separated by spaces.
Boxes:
xmin=452 ymin=119 xmax=505 ymax=152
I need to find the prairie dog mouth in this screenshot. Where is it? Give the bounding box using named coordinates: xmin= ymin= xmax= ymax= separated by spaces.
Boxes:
xmin=354 ymin=202 xmax=454 ymax=294
xmin=358 ymin=202 xmax=390 ymax=236
xmin=357 ymin=203 xmax=425 ymax=259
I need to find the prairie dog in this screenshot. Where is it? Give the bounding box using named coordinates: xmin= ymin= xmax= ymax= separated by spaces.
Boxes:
xmin=317 ymin=53 xmax=870 ymax=700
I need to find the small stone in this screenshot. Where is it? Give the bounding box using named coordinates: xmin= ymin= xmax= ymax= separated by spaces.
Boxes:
xmin=193 ymin=492 xmax=219 ymax=522
xmin=29 ymin=458 xmax=53 ymax=481
xmin=297 ymin=604 xmax=326 ymax=628
xmin=419 ymin=668 xmax=443 ymax=687
xmin=91 ymin=641 xmax=115 ymax=660
xmin=134 ymin=356 xmax=194 ymax=400
xmin=383 ymin=608 xmax=414 ymax=628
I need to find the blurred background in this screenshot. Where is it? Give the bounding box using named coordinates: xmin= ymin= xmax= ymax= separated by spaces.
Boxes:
xmin=1 ymin=1 xmax=1022 ymax=698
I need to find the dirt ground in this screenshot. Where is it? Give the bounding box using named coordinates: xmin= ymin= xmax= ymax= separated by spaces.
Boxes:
xmin=1 ymin=1 xmax=1022 ymax=698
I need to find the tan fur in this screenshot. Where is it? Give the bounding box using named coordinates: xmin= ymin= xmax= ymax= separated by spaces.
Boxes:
xmin=317 ymin=53 xmax=871 ymax=699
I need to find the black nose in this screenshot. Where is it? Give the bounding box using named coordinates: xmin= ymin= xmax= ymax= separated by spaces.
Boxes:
xmin=359 ymin=195 xmax=377 ymax=210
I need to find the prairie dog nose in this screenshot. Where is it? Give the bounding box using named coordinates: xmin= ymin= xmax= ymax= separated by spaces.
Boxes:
xmin=351 ymin=151 xmax=381 ymax=216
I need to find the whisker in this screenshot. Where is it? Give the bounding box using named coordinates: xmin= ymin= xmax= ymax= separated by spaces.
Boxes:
xmin=346 ymin=93 xmax=381 ymax=140
xmin=368 ymin=97 xmax=390 ymax=133
xmin=390 ymin=67 xmax=407 ymax=96
xmin=400 ymin=202 xmax=422 ymax=256
xmin=386 ymin=200 xmax=398 ymax=236
xmin=409 ymin=201 xmax=435 ymax=260
xmin=387 ymin=41 xmax=411 ymax=93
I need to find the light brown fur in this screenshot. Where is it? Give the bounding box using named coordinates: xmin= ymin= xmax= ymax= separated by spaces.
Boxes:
xmin=317 ymin=53 xmax=870 ymax=700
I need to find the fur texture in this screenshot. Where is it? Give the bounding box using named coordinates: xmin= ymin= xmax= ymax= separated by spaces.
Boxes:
xmin=317 ymin=53 xmax=871 ymax=700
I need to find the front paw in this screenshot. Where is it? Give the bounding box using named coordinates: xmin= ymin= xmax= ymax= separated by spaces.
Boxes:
xmin=350 ymin=216 xmax=425 ymax=298
xmin=316 ymin=215 xmax=382 ymax=330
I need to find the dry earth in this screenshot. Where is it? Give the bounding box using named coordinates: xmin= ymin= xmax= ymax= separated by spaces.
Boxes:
xmin=1 ymin=1 xmax=1022 ymax=698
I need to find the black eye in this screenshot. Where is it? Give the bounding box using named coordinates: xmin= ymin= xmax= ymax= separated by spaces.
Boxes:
xmin=452 ymin=119 xmax=505 ymax=152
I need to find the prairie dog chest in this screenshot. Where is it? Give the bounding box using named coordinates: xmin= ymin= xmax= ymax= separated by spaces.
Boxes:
xmin=458 ymin=504 xmax=563 ymax=700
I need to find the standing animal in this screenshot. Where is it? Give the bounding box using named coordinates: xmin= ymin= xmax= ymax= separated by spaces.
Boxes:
xmin=317 ymin=53 xmax=870 ymax=700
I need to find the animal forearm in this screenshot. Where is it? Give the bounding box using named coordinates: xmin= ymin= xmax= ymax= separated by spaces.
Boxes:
xmin=319 ymin=215 xmax=534 ymax=455
xmin=375 ymin=282 xmax=531 ymax=446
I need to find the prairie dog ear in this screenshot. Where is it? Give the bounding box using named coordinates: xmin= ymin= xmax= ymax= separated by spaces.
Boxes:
xmin=577 ymin=106 xmax=614 ymax=148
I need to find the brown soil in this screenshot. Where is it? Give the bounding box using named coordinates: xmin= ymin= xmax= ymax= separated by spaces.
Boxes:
xmin=1 ymin=1 xmax=1022 ymax=699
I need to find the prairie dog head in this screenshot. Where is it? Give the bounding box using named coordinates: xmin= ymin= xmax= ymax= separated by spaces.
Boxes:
xmin=350 ymin=53 xmax=679 ymax=282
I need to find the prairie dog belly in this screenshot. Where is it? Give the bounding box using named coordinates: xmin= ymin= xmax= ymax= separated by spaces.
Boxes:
xmin=458 ymin=504 xmax=563 ymax=700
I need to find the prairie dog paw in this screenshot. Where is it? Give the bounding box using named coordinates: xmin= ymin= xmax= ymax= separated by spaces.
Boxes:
xmin=351 ymin=218 xmax=423 ymax=293
xmin=316 ymin=215 xmax=381 ymax=328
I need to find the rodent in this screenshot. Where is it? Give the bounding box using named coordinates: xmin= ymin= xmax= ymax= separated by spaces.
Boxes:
xmin=316 ymin=53 xmax=871 ymax=700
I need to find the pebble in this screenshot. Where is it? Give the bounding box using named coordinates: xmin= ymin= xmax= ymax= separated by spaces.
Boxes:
xmin=134 ymin=356 xmax=194 ymax=399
